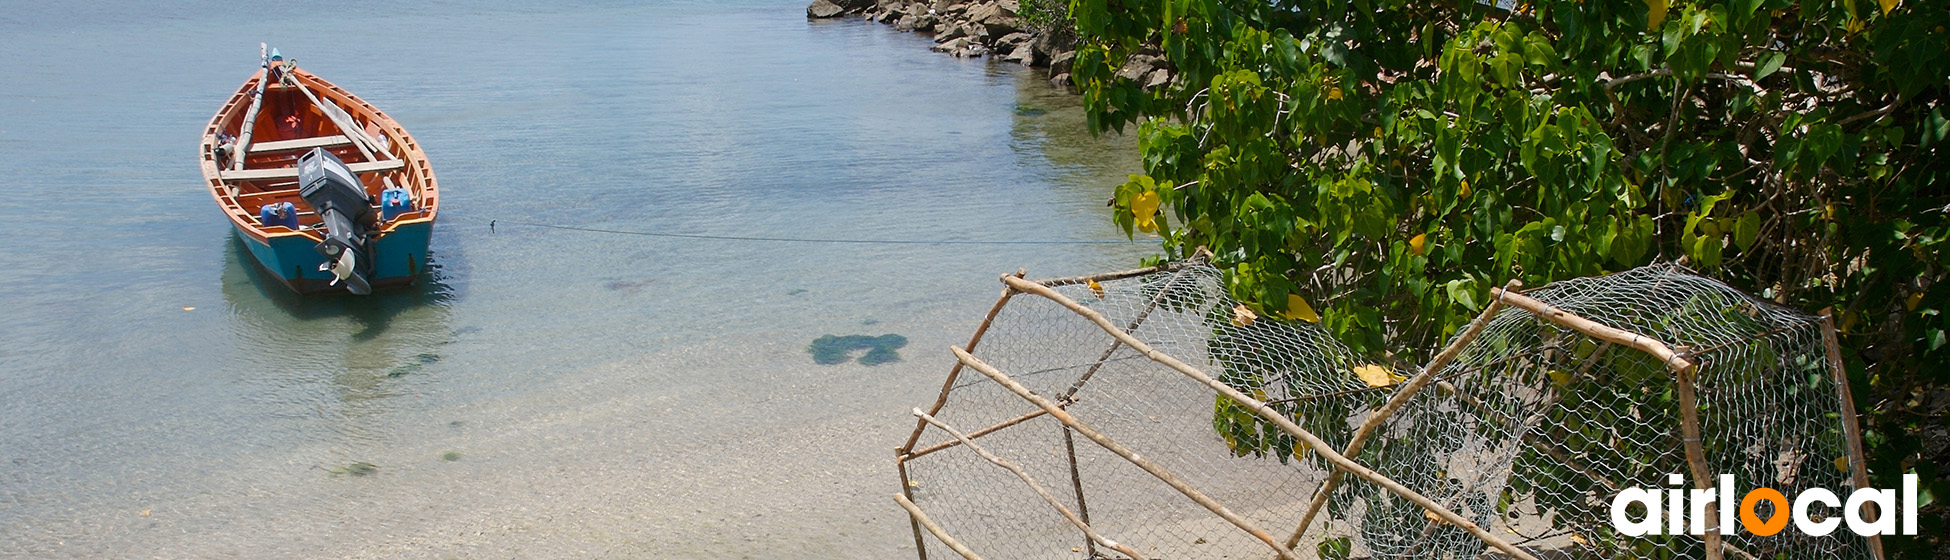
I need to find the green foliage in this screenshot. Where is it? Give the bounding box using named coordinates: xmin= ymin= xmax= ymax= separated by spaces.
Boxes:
xmin=1071 ymin=0 xmax=1948 ymax=553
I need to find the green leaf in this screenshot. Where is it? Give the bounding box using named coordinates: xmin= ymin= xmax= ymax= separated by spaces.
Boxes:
xmin=1734 ymin=211 xmax=1761 ymax=251
xmin=1755 ymin=51 xmax=1786 ymax=80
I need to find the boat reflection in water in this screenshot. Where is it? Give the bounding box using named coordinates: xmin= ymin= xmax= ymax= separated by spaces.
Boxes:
xmin=219 ymin=233 xmax=456 ymax=434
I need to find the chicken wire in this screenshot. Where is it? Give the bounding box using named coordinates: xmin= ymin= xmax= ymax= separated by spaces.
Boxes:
xmin=895 ymin=261 xmax=1879 ymax=560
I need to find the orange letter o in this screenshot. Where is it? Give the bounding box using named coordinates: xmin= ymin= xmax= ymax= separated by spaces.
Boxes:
xmin=1740 ymin=488 xmax=1790 ymax=536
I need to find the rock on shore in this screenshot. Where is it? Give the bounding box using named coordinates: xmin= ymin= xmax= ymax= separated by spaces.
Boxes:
xmin=808 ymin=0 xmax=1170 ymax=92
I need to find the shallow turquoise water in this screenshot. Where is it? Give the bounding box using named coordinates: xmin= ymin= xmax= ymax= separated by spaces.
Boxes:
xmin=0 ymin=2 xmax=1155 ymax=557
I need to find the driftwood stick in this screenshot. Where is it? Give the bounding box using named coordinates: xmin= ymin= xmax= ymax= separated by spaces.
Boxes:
xmin=904 ymin=407 xmax=1052 ymax=461
xmin=1000 ymin=276 xmax=1541 ymax=560
xmin=1059 ymin=265 xmax=1196 ymax=401
xmin=1062 ymin=426 xmax=1095 ymax=558
xmin=900 ymin=271 xmax=1024 ymax=456
xmin=953 ymin=346 xmax=1301 ymax=560
xmin=912 ymin=408 xmax=1147 ymax=560
xmin=895 ymin=493 xmax=986 ymax=560
xmin=1674 ymin=361 xmax=1724 ymax=560
xmin=1822 ymin=316 xmax=1886 ymax=560
xmin=1488 ymin=289 xmax=1696 ymax=373
xmin=897 ymin=459 xmax=929 ymax=560
xmin=1034 ymin=249 xmax=1209 ymax=288
xmin=1035 ymin=263 xmax=1178 ymax=287
xmin=1283 ymin=279 xmax=1522 ymax=550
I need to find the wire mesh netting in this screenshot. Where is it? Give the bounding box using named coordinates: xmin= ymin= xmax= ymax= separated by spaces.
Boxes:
xmin=896 ymin=261 xmax=1880 ymax=560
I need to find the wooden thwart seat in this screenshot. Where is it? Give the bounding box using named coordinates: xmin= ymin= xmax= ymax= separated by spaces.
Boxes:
xmin=220 ymin=159 xmax=403 ymax=182
xmin=249 ymin=135 xmax=352 ymax=153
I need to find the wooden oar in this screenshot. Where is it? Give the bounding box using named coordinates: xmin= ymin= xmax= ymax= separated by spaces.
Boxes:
xmin=286 ymin=71 xmax=401 ymax=191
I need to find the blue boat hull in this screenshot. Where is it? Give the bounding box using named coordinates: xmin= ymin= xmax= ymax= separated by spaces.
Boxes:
xmin=233 ymin=222 xmax=433 ymax=294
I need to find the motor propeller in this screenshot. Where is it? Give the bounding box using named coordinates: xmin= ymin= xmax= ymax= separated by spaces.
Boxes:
xmin=297 ymin=148 xmax=375 ymax=295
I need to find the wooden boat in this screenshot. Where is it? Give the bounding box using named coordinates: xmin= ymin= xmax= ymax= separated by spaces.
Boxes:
xmin=199 ymin=46 xmax=437 ymax=295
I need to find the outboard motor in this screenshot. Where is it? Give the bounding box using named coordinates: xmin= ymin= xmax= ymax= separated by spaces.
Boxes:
xmin=297 ymin=148 xmax=375 ymax=295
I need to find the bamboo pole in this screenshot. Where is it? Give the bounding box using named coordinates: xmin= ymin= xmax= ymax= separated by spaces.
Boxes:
xmin=913 ymin=408 xmax=1147 ymax=560
xmin=899 ymin=271 xmax=1024 ymax=456
xmin=895 ymin=493 xmax=987 ymax=560
xmin=952 ymin=346 xmax=1301 ymax=560
xmin=1282 ymin=280 xmax=1521 ymax=550
xmin=231 ymin=44 xmax=271 ymax=171
xmin=1488 ymin=287 xmax=1721 ymax=560
xmin=1000 ymin=276 xmax=1541 ymax=560
xmin=1821 ymin=316 xmax=1886 ymax=560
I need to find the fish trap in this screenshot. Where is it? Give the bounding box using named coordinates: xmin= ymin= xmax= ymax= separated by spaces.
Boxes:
xmin=893 ymin=261 xmax=1882 ymax=560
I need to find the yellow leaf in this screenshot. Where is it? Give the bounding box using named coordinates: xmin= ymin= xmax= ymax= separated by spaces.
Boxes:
xmin=1132 ymin=188 xmax=1160 ymax=233
xmin=1549 ymin=369 xmax=1574 ymax=387
xmin=1835 ymin=456 xmax=1851 ymax=472
xmin=1424 ymin=508 xmax=1448 ymax=525
xmin=1281 ymin=293 xmax=1320 ymax=322
xmin=1846 ymin=17 xmax=1864 ymax=34
xmin=1292 ymin=440 xmax=1311 ymax=460
xmin=1131 ymin=190 xmax=1160 ymax=225
xmin=1908 ymin=293 xmax=1924 ymax=311
xmin=1231 ymin=304 xmax=1257 ymax=327
xmin=1645 ymin=0 xmax=1668 ymax=28
xmin=1459 ymin=180 xmax=1471 ymax=198
xmin=139 ymin=509 xmax=151 ymax=517
xmin=1409 ymin=233 xmax=1428 ymax=256
xmin=1328 ymin=87 xmax=1344 ymax=100
xmin=1353 ymin=364 xmax=1397 ymax=388
xmin=1088 ymin=279 xmax=1106 ymax=299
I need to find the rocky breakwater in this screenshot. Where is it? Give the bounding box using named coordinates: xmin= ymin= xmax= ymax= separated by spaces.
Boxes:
xmin=809 ymin=0 xmax=1142 ymax=91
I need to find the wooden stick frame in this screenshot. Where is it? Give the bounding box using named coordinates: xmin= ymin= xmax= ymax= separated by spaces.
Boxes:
xmin=953 ymin=346 xmax=1303 ymax=560
xmin=896 ymin=493 xmax=987 ymax=560
xmin=912 ymin=408 xmax=1147 ymax=560
xmin=1488 ymin=288 xmax=1725 ymax=560
xmin=901 ymin=263 xmax=1860 ymax=560
xmin=1000 ymin=275 xmax=1541 ymax=560
xmin=1283 ymin=279 xmax=1522 ymax=550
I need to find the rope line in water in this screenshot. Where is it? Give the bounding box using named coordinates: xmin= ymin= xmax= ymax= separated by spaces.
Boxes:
xmin=493 ymin=220 xmax=1149 ymax=246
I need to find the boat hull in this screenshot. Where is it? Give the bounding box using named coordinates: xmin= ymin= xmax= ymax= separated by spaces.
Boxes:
xmin=201 ymin=59 xmax=439 ymax=296
xmin=233 ymin=220 xmax=432 ymax=295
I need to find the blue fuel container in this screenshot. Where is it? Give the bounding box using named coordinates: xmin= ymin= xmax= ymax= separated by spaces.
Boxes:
xmin=380 ymin=187 xmax=414 ymax=221
xmin=259 ymin=202 xmax=299 ymax=229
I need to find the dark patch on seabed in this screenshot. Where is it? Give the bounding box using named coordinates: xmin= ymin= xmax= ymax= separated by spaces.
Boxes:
xmin=809 ymin=334 xmax=909 ymax=365
xmin=386 ymin=352 xmax=442 ymax=377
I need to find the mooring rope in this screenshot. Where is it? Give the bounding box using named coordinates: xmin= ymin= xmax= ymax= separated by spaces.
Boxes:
xmin=491 ymin=219 xmax=1150 ymax=246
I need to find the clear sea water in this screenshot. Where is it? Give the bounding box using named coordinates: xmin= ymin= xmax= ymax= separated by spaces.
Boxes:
xmin=0 ymin=2 xmax=1155 ymax=557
